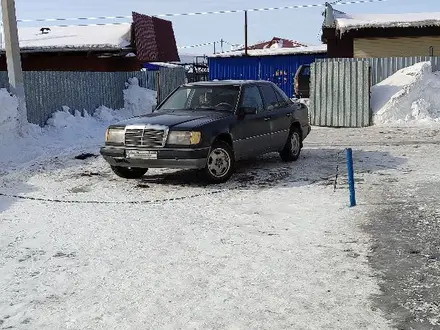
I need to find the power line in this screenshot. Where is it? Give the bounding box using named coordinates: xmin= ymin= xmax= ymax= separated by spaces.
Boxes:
xmin=16 ymin=0 xmax=387 ymax=24
xmin=178 ymin=41 xmax=216 ymax=49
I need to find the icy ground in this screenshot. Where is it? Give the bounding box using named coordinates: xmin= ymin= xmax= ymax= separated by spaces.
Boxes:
xmin=1 ymin=125 xmax=440 ymax=329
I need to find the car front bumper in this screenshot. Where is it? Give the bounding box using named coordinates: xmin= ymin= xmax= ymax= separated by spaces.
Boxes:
xmin=100 ymin=146 xmax=210 ymax=169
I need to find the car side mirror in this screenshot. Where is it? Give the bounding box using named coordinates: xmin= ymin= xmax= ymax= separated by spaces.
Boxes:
xmin=241 ymin=107 xmax=257 ymax=115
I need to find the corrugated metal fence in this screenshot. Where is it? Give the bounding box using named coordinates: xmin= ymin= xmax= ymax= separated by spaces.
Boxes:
xmin=317 ymin=56 xmax=440 ymax=85
xmin=310 ymin=60 xmax=370 ymax=127
xmin=310 ymin=56 xmax=440 ymax=127
xmin=0 ymin=67 xmax=185 ymax=126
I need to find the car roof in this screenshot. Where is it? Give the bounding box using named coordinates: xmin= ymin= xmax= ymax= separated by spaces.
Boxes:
xmin=183 ymin=80 xmax=272 ymax=87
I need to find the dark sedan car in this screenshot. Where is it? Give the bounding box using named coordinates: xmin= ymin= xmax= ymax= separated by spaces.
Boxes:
xmin=100 ymin=80 xmax=311 ymax=183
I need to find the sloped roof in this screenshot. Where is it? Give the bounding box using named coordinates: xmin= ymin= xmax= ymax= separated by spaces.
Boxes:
xmin=237 ymin=37 xmax=309 ymax=50
xmin=210 ymin=44 xmax=327 ymax=58
xmin=0 ymin=24 xmax=132 ymax=51
xmin=333 ymin=11 xmax=440 ymax=34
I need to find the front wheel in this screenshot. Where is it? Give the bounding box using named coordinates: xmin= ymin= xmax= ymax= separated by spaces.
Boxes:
xmin=203 ymin=141 xmax=235 ymax=184
xmin=280 ymin=126 xmax=302 ymax=162
xmin=110 ymin=166 xmax=148 ymax=179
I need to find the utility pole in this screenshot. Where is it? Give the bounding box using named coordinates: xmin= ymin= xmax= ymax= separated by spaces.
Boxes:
xmin=213 ymin=41 xmax=216 ymax=54
xmin=1 ymin=0 xmax=27 ymax=133
xmin=220 ymin=38 xmax=224 ymax=52
xmin=244 ymin=10 xmax=248 ymax=56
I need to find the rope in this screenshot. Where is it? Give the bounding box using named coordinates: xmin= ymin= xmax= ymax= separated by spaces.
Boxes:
xmin=0 ymin=188 xmax=239 ymax=205
xmin=333 ymin=149 xmax=346 ymax=192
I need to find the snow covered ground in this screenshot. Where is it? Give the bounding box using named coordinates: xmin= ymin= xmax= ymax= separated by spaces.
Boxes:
xmin=1 ymin=128 xmax=396 ymax=330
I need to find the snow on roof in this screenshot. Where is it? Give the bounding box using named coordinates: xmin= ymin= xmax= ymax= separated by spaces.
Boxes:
xmin=334 ymin=12 xmax=440 ymax=34
xmin=210 ymin=44 xmax=327 ymax=58
xmin=1 ymin=24 xmax=132 ymax=51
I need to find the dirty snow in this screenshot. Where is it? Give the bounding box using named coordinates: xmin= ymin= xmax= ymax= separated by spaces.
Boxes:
xmin=371 ymin=61 xmax=440 ymax=126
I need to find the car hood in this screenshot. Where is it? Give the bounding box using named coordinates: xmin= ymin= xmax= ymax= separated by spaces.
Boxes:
xmin=116 ymin=110 xmax=231 ymax=128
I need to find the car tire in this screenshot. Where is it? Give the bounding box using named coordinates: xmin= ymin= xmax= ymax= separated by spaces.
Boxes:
xmin=280 ymin=126 xmax=302 ymax=162
xmin=110 ymin=166 xmax=148 ymax=179
xmin=203 ymin=141 xmax=235 ymax=184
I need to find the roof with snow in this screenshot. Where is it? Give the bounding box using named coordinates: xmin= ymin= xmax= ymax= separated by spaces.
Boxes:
xmin=210 ymin=45 xmax=327 ymax=58
xmin=0 ymin=24 xmax=132 ymax=52
xmin=333 ymin=11 xmax=440 ymax=34
xmin=235 ymin=37 xmax=309 ymax=51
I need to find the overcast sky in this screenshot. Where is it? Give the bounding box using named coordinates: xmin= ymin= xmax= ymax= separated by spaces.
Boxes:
xmin=7 ymin=0 xmax=440 ymax=55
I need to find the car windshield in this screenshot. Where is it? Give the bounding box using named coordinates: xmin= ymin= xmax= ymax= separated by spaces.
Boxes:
xmin=157 ymin=85 xmax=240 ymax=112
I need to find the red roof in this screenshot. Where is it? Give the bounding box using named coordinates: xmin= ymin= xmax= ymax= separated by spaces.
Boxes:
xmin=238 ymin=37 xmax=308 ymax=50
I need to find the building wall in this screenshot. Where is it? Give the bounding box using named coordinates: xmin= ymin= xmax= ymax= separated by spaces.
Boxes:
xmin=354 ymin=36 xmax=440 ymax=58
xmin=0 ymin=52 xmax=142 ymax=71
xmin=322 ymin=28 xmax=354 ymax=58
xmin=208 ymin=53 xmax=327 ymax=97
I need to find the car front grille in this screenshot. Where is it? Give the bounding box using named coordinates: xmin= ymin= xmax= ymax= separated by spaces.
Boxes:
xmin=125 ymin=127 xmax=167 ymax=148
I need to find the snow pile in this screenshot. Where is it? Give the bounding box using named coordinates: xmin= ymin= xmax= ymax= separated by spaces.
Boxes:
xmin=123 ymin=77 xmax=157 ymax=116
xmin=372 ymin=62 xmax=440 ymax=125
xmin=0 ymin=89 xmax=20 ymax=140
xmin=0 ymin=80 xmax=157 ymax=170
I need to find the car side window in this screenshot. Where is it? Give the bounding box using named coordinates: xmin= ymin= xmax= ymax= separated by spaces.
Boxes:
xmin=273 ymin=85 xmax=292 ymax=107
xmin=239 ymin=85 xmax=264 ymax=113
xmin=302 ymin=66 xmax=310 ymax=76
xmin=260 ymin=84 xmax=282 ymax=111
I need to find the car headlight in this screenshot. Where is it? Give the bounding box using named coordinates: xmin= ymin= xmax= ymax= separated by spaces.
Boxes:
xmin=167 ymin=131 xmax=201 ymax=145
xmin=105 ymin=128 xmax=125 ymax=144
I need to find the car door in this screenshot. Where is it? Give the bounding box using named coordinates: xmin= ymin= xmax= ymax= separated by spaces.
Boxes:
xmin=258 ymin=83 xmax=292 ymax=151
xmin=231 ymin=85 xmax=272 ymax=159
xmin=271 ymin=85 xmax=297 ymax=149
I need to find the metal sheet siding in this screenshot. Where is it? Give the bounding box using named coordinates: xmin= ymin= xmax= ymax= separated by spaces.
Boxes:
xmin=310 ymin=60 xmax=370 ymax=128
xmin=0 ymin=67 xmax=185 ymax=126
xmin=318 ymin=56 xmax=440 ymax=85
xmin=208 ymin=53 xmax=327 ymax=97
xmin=208 ymin=57 xmax=260 ymax=81
xmin=354 ymin=37 xmax=440 ymax=58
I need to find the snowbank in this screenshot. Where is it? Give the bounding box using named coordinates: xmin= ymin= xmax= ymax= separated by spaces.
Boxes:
xmin=0 ymin=89 xmax=20 ymax=140
xmin=123 ymin=77 xmax=157 ymax=116
xmin=0 ymin=81 xmax=157 ymax=170
xmin=372 ymin=62 xmax=440 ymax=126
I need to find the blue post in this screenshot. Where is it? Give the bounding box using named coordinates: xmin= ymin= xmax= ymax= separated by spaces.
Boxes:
xmin=346 ymin=148 xmax=356 ymax=207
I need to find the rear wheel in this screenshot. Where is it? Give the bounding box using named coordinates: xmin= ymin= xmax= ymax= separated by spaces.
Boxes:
xmin=111 ymin=166 xmax=148 ymax=179
xmin=280 ymin=126 xmax=302 ymax=162
xmin=203 ymin=141 xmax=235 ymax=184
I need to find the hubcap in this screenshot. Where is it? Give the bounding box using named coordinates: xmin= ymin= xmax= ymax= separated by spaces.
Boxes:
xmin=207 ymin=148 xmax=231 ymax=178
xmin=291 ymin=132 xmax=300 ymax=155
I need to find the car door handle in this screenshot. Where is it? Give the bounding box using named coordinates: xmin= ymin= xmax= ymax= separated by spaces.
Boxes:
xmin=264 ymin=117 xmax=271 ymax=121
xmin=286 ymin=113 xmax=292 ymax=117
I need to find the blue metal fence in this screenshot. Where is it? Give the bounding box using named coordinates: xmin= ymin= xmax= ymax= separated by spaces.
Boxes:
xmin=208 ymin=53 xmax=327 ymax=97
